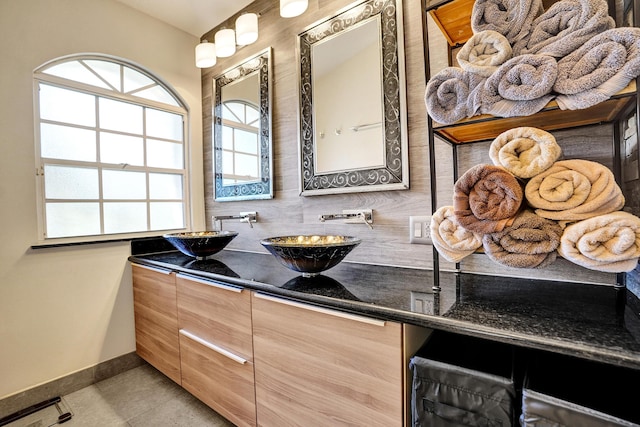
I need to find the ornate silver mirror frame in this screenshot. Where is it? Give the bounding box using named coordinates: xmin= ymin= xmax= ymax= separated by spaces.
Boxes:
xmin=298 ymin=0 xmax=408 ymax=196
xmin=213 ymin=47 xmax=273 ymax=201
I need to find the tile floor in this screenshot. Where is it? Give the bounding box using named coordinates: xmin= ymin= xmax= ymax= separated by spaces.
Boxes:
xmin=12 ymin=364 xmax=235 ymax=426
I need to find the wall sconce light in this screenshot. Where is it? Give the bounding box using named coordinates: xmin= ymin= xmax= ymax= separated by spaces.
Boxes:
xmin=215 ymin=28 xmax=236 ymax=57
xmin=236 ymin=13 xmax=259 ymax=46
xmin=195 ymin=40 xmax=217 ymax=68
xmin=280 ymin=0 xmax=308 ymax=18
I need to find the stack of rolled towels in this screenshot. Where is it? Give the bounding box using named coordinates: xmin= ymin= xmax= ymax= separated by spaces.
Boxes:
xmin=425 ymin=0 xmax=640 ymax=124
xmin=430 ymin=126 xmax=640 ymax=272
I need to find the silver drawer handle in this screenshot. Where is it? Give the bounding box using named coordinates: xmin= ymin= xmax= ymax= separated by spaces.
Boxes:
xmin=255 ymin=293 xmax=386 ymax=327
xmin=176 ymin=273 xmax=242 ymax=293
xmin=133 ymin=264 xmax=172 ymax=275
xmin=179 ymin=329 xmax=247 ymax=364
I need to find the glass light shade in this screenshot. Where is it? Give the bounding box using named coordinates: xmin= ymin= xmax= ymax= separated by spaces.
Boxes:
xmin=236 ymin=13 xmax=258 ymax=46
xmin=280 ymin=0 xmax=308 ymax=18
xmin=215 ymin=29 xmax=236 ymax=57
xmin=195 ymin=41 xmax=216 ymax=68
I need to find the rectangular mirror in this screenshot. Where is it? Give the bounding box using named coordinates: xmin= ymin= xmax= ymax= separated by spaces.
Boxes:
xmin=213 ymin=47 xmax=273 ymax=201
xmin=298 ymin=0 xmax=409 ymax=196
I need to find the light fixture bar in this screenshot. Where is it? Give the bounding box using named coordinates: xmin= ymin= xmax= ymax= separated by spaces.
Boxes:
xmin=195 ymin=40 xmax=216 ymax=68
xmin=236 ymin=13 xmax=259 ymax=46
xmin=280 ymin=0 xmax=308 ymax=18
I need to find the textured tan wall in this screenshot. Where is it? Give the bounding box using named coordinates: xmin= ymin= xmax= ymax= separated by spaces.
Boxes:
xmin=202 ymin=0 xmax=432 ymax=269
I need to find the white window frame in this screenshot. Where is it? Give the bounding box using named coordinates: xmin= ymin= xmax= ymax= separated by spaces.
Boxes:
xmin=33 ymin=54 xmax=191 ymax=244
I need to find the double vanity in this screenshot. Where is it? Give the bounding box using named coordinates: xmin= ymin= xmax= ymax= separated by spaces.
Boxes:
xmin=129 ymin=237 xmax=640 ymax=426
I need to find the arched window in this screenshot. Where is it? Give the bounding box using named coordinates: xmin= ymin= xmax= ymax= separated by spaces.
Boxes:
xmin=34 ymin=54 xmax=189 ymax=241
xmin=220 ymin=100 xmax=260 ymax=185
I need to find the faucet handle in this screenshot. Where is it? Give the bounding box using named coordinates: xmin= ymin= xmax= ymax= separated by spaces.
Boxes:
xmin=240 ymin=212 xmax=257 ymax=228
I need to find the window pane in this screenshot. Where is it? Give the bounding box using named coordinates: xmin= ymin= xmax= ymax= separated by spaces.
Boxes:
xmin=84 ymin=60 xmax=121 ymax=90
xmin=134 ymin=86 xmax=179 ymax=107
xmin=235 ymin=129 xmax=259 ymax=154
xmin=150 ymin=202 xmax=184 ymax=230
xmin=227 ymin=102 xmax=245 ymax=123
xmin=149 ymin=173 xmax=182 ymax=199
xmin=246 ymin=106 xmax=260 ymax=127
xmin=123 ymin=67 xmax=154 ymax=93
xmin=46 ymin=202 xmax=100 ymax=238
xmin=100 ymin=132 xmax=144 ymax=166
xmin=147 ymin=139 xmax=183 ymax=169
xmin=39 ymin=84 xmax=95 ymax=127
xmin=102 ymin=170 xmax=146 ymax=199
xmin=146 ymin=109 xmax=183 ymax=140
xmin=40 ymin=123 xmax=96 ymax=161
xmin=99 ymin=97 xmax=143 ymax=134
xmin=222 ymin=126 xmax=233 ymax=150
xmin=104 ymin=202 xmax=147 ymax=234
xmin=235 ymin=153 xmax=259 ymax=178
xmin=222 ymin=103 xmax=240 ymax=122
xmin=44 ymin=165 xmax=99 ymax=199
xmin=43 ymin=61 xmax=111 ymax=90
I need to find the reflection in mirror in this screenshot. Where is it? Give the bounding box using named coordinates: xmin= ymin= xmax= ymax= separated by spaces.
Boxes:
xmin=213 ymin=48 xmax=272 ymax=201
xmin=298 ymin=0 xmax=408 ymax=195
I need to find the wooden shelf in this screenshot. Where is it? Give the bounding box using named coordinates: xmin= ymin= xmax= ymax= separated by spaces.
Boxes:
xmin=427 ymin=0 xmax=474 ymax=46
xmin=432 ymin=81 xmax=637 ymax=144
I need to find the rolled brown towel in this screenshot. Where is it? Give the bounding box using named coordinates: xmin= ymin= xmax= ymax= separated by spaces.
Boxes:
xmin=454 ymin=164 xmax=524 ymax=234
xmin=559 ymin=211 xmax=640 ymax=272
xmin=483 ymin=210 xmax=563 ymax=269
xmin=525 ymin=159 xmax=625 ymax=221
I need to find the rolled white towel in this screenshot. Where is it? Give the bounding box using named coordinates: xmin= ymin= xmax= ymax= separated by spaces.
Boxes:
xmin=430 ymin=206 xmax=483 ymax=263
xmin=559 ymin=211 xmax=640 ymax=272
xmin=457 ymin=30 xmax=513 ymax=78
xmin=489 ymin=127 xmax=562 ymax=179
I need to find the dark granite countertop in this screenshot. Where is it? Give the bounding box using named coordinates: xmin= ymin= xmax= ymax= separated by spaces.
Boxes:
xmin=128 ymin=247 xmax=640 ymax=370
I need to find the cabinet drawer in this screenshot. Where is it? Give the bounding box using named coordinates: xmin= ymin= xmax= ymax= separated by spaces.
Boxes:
xmin=180 ymin=330 xmax=256 ymax=427
xmin=176 ymin=273 xmax=253 ymax=361
xmin=252 ymin=293 xmax=404 ymax=427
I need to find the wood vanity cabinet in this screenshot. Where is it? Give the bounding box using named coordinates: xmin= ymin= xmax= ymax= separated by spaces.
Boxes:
xmin=251 ymin=293 xmax=405 ymax=427
xmin=176 ymin=273 xmax=256 ymax=427
xmin=131 ymin=264 xmax=181 ymax=384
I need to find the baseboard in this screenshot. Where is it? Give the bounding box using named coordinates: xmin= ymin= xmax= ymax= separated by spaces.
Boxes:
xmin=0 ymin=352 xmax=145 ymax=418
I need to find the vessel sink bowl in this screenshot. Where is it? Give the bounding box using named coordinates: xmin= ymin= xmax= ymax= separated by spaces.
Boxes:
xmin=260 ymin=235 xmax=361 ymax=277
xmin=163 ymin=231 xmax=238 ymax=259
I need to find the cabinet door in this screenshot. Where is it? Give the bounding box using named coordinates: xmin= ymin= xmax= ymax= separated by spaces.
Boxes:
xmin=131 ymin=264 xmax=181 ymax=384
xmin=252 ymin=293 xmax=404 ymax=427
xmin=176 ymin=274 xmax=256 ymax=427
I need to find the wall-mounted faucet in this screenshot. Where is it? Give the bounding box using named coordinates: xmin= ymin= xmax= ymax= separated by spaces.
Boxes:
xmin=212 ymin=211 xmax=257 ymax=230
xmin=318 ymin=209 xmax=373 ymax=229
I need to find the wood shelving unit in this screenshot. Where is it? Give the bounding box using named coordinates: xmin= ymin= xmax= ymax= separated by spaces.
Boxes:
xmin=423 ymin=0 xmax=639 ymax=290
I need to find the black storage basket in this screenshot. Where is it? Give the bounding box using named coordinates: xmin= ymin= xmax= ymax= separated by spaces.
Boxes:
xmin=409 ymin=331 xmax=518 ymax=427
xmin=521 ymin=352 xmax=640 ymax=427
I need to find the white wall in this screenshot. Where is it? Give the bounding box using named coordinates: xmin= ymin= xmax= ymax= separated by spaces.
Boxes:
xmin=0 ymin=0 xmax=203 ymax=399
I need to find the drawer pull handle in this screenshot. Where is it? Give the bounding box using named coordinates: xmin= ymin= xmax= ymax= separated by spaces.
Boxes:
xmin=179 ymin=329 xmax=247 ymax=364
xmin=134 ymin=264 xmax=172 ymax=275
xmin=255 ymin=293 xmax=386 ymax=327
xmin=176 ymin=273 xmax=242 ymax=293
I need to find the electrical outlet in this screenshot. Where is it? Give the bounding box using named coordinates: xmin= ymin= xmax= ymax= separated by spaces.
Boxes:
xmin=409 ymin=215 xmax=432 ymax=244
xmin=411 ymin=291 xmax=434 ymax=314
